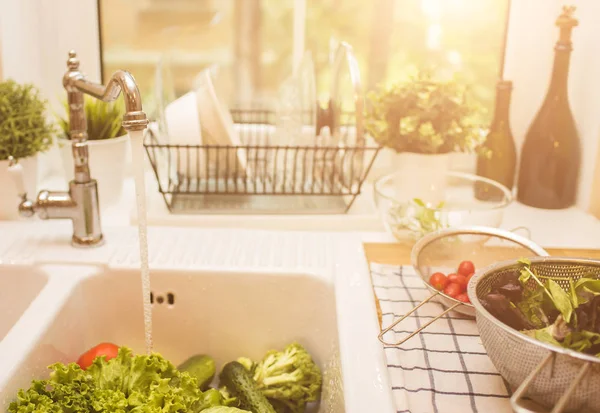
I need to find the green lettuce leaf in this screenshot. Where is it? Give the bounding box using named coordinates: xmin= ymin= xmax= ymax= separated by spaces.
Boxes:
xmin=563 ymin=331 xmax=600 ymax=353
xmin=517 ymin=287 xmax=546 ymax=328
xmin=569 ymin=279 xmax=579 ymax=309
xmin=547 ymin=279 xmax=573 ymax=323
xmin=532 ymin=325 xmax=562 ymax=347
xmin=8 ymin=347 xmax=212 ymax=413
xmin=574 ymin=278 xmax=600 ymax=305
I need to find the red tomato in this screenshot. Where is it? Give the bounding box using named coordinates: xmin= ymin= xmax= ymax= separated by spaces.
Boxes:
xmin=467 ymin=273 xmax=475 ymax=284
xmin=429 ymin=272 xmax=448 ymax=291
xmin=77 ymin=343 xmax=120 ymax=370
xmin=456 ymin=293 xmax=471 ymax=303
xmin=458 ymin=260 xmax=475 ymax=277
xmin=443 ymin=283 xmax=462 ymax=298
xmin=447 ymin=273 xmax=468 ymax=292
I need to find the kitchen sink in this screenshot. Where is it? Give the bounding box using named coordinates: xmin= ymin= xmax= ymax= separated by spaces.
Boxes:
xmin=0 ymin=265 xmax=391 ymax=413
xmin=0 ymin=227 xmax=394 ymax=412
xmin=0 ymin=265 xmax=48 ymax=341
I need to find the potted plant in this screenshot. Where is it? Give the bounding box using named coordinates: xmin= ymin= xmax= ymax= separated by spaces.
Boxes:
xmin=58 ymin=98 xmax=128 ymax=208
xmin=365 ymin=71 xmax=486 ymax=185
xmin=0 ymin=80 xmax=54 ymax=219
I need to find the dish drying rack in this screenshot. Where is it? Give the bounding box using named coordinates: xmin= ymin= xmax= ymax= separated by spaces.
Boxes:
xmin=145 ymin=42 xmax=380 ymax=214
xmin=145 ymin=108 xmax=380 ymax=214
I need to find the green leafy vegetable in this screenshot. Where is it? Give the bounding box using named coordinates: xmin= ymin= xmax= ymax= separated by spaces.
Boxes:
xmin=517 ymin=258 xmax=532 ymax=283
xmin=489 ymin=259 xmax=600 ymax=358
xmin=413 ymin=199 xmax=446 ymax=235
xmin=388 ymin=198 xmax=448 ymax=239
xmin=528 ymin=325 xmax=562 ymax=347
xmin=547 ymin=279 xmax=573 ymax=323
xmin=517 ymin=260 xmax=572 ymax=322
xmin=201 ymin=408 xmax=250 ymax=413
xmin=516 ymin=287 xmax=547 ymax=329
xmin=8 ymin=347 xmax=227 ymax=413
xmin=569 ymin=279 xmax=579 ymax=309
xmin=574 ymin=278 xmax=600 ymax=305
xmin=246 ymin=343 xmax=322 ymax=413
xmin=517 ymin=258 xmax=531 ymax=266
xmin=562 ymin=331 xmax=600 ymax=353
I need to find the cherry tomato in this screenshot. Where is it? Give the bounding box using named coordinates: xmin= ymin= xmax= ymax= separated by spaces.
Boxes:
xmin=77 ymin=343 xmax=120 ymax=370
xmin=456 ymin=293 xmax=470 ymax=303
xmin=429 ymin=272 xmax=448 ymax=291
xmin=458 ymin=260 xmax=475 ymax=277
xmin=467 ymin=273 xmax=475 ymax=284
xmin=443 ymin=283 xmax=462 ymax=298
xmin=447 ymin=273 xmax=468 ymax=292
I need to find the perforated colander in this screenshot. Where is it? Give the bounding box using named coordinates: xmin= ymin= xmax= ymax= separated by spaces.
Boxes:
xmin=469 ymin=257 xmax=600 ymax=413
xmin=378 ymin=226 xmax=549 ymax=346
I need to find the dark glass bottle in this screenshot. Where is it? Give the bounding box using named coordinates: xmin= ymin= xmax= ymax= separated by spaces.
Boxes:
xmin=517 ymin=6 xmax=580 ymax=209
xmin=475 ymin=80 xmax=517 ymax=201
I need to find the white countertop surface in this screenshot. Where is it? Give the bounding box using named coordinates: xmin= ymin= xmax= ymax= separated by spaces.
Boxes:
xmin=34 ymin=171 xmax=600 ymax=250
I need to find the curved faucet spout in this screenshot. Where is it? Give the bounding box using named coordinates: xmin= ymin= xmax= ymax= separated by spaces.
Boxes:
xmin=63 ymin=50 xmax=148 ymax=132
xmin=73 ymin=70 xmax=142 ymax=113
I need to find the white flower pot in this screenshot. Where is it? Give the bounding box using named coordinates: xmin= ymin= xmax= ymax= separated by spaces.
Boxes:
xmin=60 ymin=134 xmax=129 ymax=209
xmin=376 ymin=148 xmax=450 ymax=203
xmin=0 ymin=156 xmax=38 ymax=220
xmin=380 ymin=151 xmax=451 ymax=204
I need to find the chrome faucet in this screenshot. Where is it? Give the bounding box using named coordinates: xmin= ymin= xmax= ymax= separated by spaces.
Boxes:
xmin=15 ymin=50 xmax=148 ymax=247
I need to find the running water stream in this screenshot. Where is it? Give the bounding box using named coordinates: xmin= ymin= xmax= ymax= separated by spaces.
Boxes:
xmin=129 ymin=130 xmax=153 ymax=354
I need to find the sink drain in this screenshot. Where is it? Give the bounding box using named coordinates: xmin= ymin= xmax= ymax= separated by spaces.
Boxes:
xmin=150 ymin=292 xmax=175 ymax=305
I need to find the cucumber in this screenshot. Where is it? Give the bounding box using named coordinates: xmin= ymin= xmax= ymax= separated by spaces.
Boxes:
xmin=178 ymin=354 xmax=216 ymax=390
xmin=219 ymin=361 xmax=276 ymax=413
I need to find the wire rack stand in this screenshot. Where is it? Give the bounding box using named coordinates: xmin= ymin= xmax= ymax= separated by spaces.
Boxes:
xmin=145 ymin=109 xmax=380 ymax=214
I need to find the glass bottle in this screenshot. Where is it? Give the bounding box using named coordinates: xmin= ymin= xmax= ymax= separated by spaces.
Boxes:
xmin=475 ymin=80 xmax=517 ymax=201
xmin=517 ymin=6 xmax=580 ymax=209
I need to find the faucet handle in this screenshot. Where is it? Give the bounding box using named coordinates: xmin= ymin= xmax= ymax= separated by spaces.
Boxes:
xmin=7 ymin=156 xmax=35 ymax=217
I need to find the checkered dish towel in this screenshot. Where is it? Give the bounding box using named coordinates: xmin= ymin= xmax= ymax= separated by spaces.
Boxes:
xmin=372 ymin=263 xmax=513 ymax=413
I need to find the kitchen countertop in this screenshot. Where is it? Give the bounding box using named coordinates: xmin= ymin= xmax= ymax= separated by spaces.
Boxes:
xmin=40 ymin=165 xmax=600 ymax=250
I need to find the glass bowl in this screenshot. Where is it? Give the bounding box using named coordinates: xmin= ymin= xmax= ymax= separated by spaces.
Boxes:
xmin=374 ymin=169 xmax=512 ymax=241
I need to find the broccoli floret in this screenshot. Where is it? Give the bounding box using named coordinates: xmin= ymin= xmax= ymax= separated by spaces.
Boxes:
xmin=251 ymin=343 xmax=322 ymax=413
xmin=236 ymin=357 xmax=255 ymax=372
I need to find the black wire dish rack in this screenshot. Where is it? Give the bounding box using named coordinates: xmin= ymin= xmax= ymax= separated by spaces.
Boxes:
xmin=144 ymin=108 xmax=380 ymax=214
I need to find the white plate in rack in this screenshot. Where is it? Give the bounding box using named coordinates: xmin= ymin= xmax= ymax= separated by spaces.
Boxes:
xmin=194 ymin=69 xmax=249 ymax=179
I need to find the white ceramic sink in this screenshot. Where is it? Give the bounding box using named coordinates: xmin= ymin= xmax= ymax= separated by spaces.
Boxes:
xmin=0 ymin=265 xmax=48 ymax=341
xmin=0 ymin=225 xmax=395 ymax=412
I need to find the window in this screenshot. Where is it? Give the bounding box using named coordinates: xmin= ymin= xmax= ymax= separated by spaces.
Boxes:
xmin=99 ymin=0 xmax=510 ymax=120
xmin=303 ymin=0 xmax=510 ymax=119
xmin=99 ymin=0 xmax=295 ymax=115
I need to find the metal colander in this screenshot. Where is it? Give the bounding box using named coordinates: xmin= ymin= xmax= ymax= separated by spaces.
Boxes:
xmin=469 ymin=257 xmax=600 ymax=413
xmin=378 ymin=226 xmax=549 ymax=346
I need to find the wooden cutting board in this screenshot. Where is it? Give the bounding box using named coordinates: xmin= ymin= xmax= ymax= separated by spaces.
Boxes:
xmin=363 ymin=243 xmax=600 ymax=326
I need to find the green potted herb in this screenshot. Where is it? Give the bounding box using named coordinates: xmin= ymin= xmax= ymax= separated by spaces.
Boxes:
xmin=365 ymin=70 xmax=486 ymax=183
xmin=0 ymin=80 xmax=55 ymax=219
xmin=58 ymin=97 xmax=127 ymax=207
